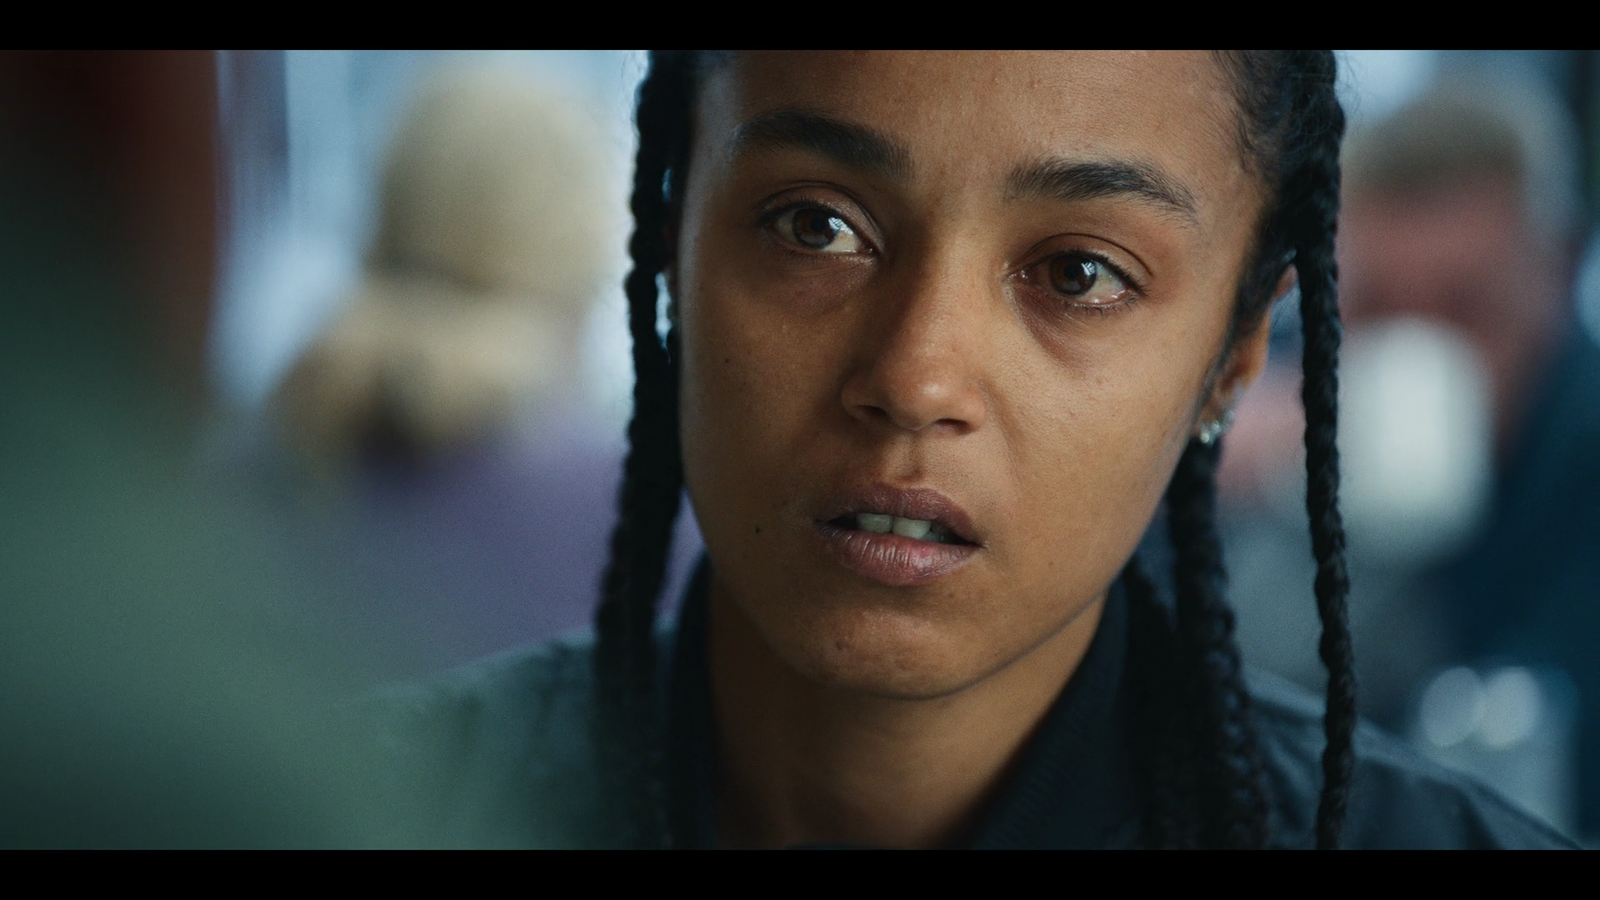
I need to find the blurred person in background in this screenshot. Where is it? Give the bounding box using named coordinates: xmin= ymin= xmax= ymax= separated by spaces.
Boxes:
xmin=1223 ymin=66 xmax=1600 ymax=837
xmin=0 ymin=51 xmax=397 ymax=847
xmin=260 ymin=62 xmax=700 ymax=677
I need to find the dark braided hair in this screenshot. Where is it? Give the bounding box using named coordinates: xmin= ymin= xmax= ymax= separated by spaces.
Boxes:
xmin=596 ymin=50 xmax=1353 ymax=850
xmin=592 ymin=50 xmax=696 ymax=848
xmin=1222 ymin=50 xmax=1356 ymax=848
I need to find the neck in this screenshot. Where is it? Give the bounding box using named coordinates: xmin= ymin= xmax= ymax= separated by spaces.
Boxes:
xmin=707 ymin=578 xmax=1104 ymax=849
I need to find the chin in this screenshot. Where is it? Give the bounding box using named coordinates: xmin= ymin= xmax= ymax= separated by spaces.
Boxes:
xmin=754 ymin=596 xmax=1016 ymax=702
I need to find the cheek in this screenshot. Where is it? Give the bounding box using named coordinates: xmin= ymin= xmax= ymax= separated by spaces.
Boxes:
xmin=999 ymin=321 xmax=1211 ymax=541
xmin=977 ymin=320 xmax=1221 ymax=644
xmin=678 ymin=299 xmax=763 ymax=530
xmin=676 ymin=257 xmax=838 ymax=552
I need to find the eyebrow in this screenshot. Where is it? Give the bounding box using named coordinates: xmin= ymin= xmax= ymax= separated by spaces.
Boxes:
xmin=729 ymin=109 xmax=1199 ymax=227
xmin=729 ymin=109 xmax=912 ymax=181
xmin=1006 ymin=159 xmax=1200 ymax=227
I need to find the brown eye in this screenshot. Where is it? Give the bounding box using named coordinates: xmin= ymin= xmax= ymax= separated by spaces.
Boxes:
xmin=794 ymin=210 xmax=841 ymax=248
xmin=1036 ymin=252 xmax=1134 ymax=309
xmin=1051 ymin=256 xmax=1098 ymax=296
xmin=774 ymin=206 xmax=866 ymax=254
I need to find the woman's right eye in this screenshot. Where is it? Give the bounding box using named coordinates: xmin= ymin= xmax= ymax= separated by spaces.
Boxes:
xmin=770 ymin=206 xmax=868 ymax=255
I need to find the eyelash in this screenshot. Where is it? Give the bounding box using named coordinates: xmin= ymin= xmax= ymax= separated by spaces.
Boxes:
xmin=757 ymin=199 xmax=876 ymax=257
xmin=756 ymin=198 xmax=1145 ymax=314
xmin=1019 ymin=248 xmax=1145 ymax=317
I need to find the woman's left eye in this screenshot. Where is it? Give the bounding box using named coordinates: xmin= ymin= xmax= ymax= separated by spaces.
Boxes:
xmin=770 ymin=206 xmax=867 ymax=255
xmin=1034 ymin=253 xmax=1136 ymax=310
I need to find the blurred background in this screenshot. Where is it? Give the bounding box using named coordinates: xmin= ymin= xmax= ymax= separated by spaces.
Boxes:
xmin=201 ymin=51 xmax=701 ymax=686
xmin=2 ymin=50 xmax=1597 ymax=846
xmin=0 ymin=50 xmax=690 ymax=847
xmin=1223 ymin=50 xmax=1600 ymax=842
xmin=204 ymin=51 xmax=706 ymax=682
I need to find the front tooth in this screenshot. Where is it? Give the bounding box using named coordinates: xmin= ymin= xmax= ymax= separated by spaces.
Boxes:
xmin=892 ymin=517 xmax=933 ymax=540
xmin=858 ymin=513 xmax=893 ymax=534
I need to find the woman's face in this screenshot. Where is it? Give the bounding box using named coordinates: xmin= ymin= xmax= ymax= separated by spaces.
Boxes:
xmin=676 ymin=52 xmax=1270 ymax=699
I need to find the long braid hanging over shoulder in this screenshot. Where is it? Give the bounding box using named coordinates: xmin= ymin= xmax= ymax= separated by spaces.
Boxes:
xmin=1284 ymin=64 xmax=1356 ymax=851
xmin=1166 ymin=440 xmax=1271 ymax=848
xmin=1125 ymin=439 xmax=1273 ymax=849
xmin=594 ymin=51 xmax=697 ymax=849
xmin=1124 ymin=51 xmax=1352 ymax=849
xmin=1218 ymin=50 xmax=1354 ymax=849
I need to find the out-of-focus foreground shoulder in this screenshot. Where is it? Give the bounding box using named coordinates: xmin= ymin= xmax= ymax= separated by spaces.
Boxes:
xmin=1248 ymin=670 xmax=1578 ymax=849
xmin=356 ymin=634 xmax=610 ymax=848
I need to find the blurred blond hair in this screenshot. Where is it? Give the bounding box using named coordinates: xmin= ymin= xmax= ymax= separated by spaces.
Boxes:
xmin=275 ymin=60 xmax=621 ymax=471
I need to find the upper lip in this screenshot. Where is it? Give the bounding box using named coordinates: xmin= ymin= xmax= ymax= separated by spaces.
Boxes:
xmin=816 ymin=483 xmax=983 ymax=546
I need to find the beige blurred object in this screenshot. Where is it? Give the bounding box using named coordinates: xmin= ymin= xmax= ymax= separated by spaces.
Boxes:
xmin=275 ymin=61 xmax=620 ymax=470
xmin=1227 ymin=319 xmax=1495 ymax=564
xmin=1337 ymin=319 xmax=1494 ymax=563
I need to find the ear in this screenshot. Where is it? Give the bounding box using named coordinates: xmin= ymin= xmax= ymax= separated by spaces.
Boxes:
xmin=1197 ymin=265 xmax=1295 ymax=429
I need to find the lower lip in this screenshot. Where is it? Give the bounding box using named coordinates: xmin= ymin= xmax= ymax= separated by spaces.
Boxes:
xmin=813 ymin=521 xmax=978 ymax=587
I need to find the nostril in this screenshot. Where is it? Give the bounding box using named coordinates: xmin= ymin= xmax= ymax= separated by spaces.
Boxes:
xmin=842 ymin=371 xmax=985 ymax=435
xmin=851 ymin=400 xmax=899 ymax=427
xmin=837 ymin=295 xmax=990 ymax=434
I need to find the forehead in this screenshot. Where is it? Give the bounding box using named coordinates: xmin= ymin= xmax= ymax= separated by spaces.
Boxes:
xmin=693 ymin=51 xmax=1258 ymax=220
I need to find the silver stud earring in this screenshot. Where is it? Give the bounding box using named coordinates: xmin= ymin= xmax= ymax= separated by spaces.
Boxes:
xmin=1197 ymin=408 xmax=1235 ymax=446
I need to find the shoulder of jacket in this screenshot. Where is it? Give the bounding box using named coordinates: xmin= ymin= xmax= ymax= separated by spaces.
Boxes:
xmin=369 ymin=632 xmax=596 ymax=743
xmin=1246 ymin=668 xmax=1578 ymax=849
xmin=356 ymin=633 xmax=609 ymax=847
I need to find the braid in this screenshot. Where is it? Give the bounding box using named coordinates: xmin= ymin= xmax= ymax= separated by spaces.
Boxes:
xmin=594 ymin=51 xmax=696 ymax=849
xmin=1165 ymin=440 xmax=1270 ymax=848
xmin=1287 ymin=88 xmax=1356 ymax=852
xmin=1221 ymin=50 xmax=1355 ymax=849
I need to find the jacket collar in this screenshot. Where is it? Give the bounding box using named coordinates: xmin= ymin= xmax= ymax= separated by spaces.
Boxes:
xmin=666 ymin=559 xmax=1142 ymax=849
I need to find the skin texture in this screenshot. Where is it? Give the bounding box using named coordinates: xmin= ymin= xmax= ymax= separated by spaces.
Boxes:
xmin=672 ymin=51 xmax=1273 ymax=847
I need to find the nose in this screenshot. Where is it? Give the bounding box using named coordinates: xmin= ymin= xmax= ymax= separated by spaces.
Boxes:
xmin=839 ymin=257 xmax=990 ymax=435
